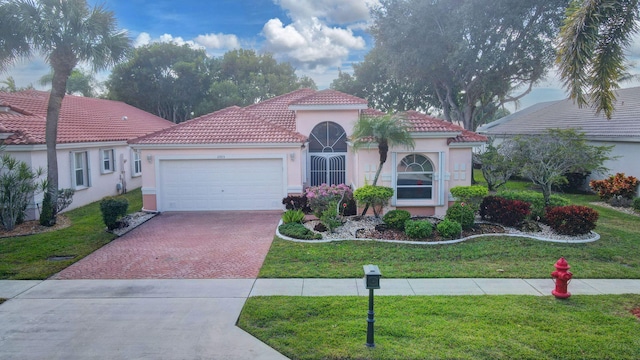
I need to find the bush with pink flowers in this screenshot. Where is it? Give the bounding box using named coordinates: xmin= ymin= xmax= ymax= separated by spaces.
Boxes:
xmin=305 ymin=184 xmax=353 ymax=217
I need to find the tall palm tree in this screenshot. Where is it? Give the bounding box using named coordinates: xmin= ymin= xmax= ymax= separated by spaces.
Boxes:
xmin=351 ymin=113 xmax=415 ymax=215
xmin=556 ymin=0 xmax=639 ymax=119
xmin=0 ymin=0 xmax=130 ymax=225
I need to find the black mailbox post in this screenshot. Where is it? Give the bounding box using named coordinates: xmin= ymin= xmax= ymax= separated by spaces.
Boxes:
xmin=363 ymin=264 xmax=381 ymax=348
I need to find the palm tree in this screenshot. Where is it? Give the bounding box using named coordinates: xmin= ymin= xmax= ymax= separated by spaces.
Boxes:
xmin=0 ymin=0 xmax=130 ymax=225
xmin=351 ymin=113 xmax=415 ymax=215
xmin=556 ymin=0 xmax=639 ymax=119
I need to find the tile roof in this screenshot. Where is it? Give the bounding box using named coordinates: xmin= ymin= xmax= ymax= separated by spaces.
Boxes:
xmin=477 ymin=86 xmax=640 ymax=140
xmin=290 ymin=89 xmax=369 ymax=106
xmin=130 ymin=89 xmax=486 ymax=146
xmin=0 ymin=90 xmax=173 ymax=145
xmin=130 ymin=106 xmax=307 ymax=145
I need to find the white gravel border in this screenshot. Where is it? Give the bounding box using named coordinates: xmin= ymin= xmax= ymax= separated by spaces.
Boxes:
xmin=276 ymin=218 xmax=600 ymax=245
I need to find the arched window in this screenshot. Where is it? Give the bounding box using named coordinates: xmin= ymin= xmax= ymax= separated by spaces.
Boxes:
xmin=397 ymin=154 xmax=434 ymax=199
xmin=308 ymin=122 xmax=347 ymax=186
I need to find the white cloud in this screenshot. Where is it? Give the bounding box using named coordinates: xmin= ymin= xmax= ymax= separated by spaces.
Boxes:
xmin=194 ymin=33 xmax=240 ymax=50
xmin=275 ymin=0 xmax=380 ymax=24
xmin=262 ymin=17 xmax=365 ymax=70
xmin=133 ymin=32 xmax=152 ymax=47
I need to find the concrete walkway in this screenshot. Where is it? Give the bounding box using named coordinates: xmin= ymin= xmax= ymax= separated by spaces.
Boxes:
xmin=2 ymin=278 xmax=640 ymax=360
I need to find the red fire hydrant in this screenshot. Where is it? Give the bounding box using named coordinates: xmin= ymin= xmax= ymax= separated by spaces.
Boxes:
xmin=551 ymin=257 xmax=573 ymax=299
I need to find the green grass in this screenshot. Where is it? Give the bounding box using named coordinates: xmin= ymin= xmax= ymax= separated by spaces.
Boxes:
xmin=0 ymin=189 xmax=143 ymax=279
xmin=239 ymin=295 xmax=640 ymax=360
xmin=260 ymin=185 xmax=640 ymax=279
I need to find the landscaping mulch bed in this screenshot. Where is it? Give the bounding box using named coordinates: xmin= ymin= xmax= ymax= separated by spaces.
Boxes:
xmin=0 ymin=215 xmax=71 ymax=238
xmin=355 ymin=222 xmax=505 ymax=242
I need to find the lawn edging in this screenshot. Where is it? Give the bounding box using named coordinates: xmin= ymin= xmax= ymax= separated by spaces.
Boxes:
xmin=275 ymin=220 xmax=600 ymax=245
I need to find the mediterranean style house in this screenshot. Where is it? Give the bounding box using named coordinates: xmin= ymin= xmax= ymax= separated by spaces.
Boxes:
xmin=130 ymin=89 xmax=487 ymax=216
xmin=0 ymin=90 xmax=174 ymax=219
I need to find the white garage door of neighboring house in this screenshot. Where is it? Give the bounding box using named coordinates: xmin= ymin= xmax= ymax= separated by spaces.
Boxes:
xmin=158 ymin=158 xmax=284 ymax=211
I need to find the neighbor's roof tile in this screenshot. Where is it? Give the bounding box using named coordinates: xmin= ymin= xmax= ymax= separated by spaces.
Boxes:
xmin=290 ymin=89 xmax=369 ymax=106
xmin=0 ymin=90 xmax=173 ymax=145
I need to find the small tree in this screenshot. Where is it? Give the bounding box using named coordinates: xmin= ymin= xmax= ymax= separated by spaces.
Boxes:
xmin=0 ymin=154 xmax=45 ymax=230
xmin=512 ymin=129 xmax=613 ymax=205
xmin=477 ymin=141 xmax=518 ymax=191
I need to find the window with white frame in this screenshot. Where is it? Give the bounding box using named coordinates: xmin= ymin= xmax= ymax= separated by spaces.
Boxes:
xmin=72 ymin=151 xmax=90 ymax=189
xmin=101 ymin=149 xmax=115 ymax=173
xmin=396 ymin=154 xmax=434 ymax=200
xmin=132 ymin=150 xmax=142 ymax=176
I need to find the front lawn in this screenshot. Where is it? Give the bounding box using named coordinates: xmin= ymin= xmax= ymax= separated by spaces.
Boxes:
xmin=0 ymin=189 xmax=142 ymax=280
xmin=238 ymin=295 xmax=640 ymax=360
xmin=259 ymin=191 xmax=640 ymax=279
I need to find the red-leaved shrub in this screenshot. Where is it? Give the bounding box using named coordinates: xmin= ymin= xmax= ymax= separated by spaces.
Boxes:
xmin=589 ymin=173 xmax=639 ymax=200
xmin=545 ymin=205 xmax=599 ymax=235
xmin=479 ymin=196 xmax=530 ymax=227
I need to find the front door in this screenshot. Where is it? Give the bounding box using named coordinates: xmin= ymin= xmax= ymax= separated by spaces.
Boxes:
xmin=308 ymin=121 xmax=347 ymax=186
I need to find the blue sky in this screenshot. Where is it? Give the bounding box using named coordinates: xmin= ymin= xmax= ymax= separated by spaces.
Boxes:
xmin=4 ymin=0 xmax=640 ymax=111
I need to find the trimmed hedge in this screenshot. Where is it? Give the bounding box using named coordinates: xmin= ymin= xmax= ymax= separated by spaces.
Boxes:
xmin=404 ymin=219 xmax=433 ymax=239
xmin=480 ymin=196 xmax=530 ymax=227
xmin=100 ymin=196 xmax=129 ymax=230
xmin=545 ymin=205 xmax=599 ymax=235
xmin=436 ymin=218 xmax=462 ymax=239
xmin=383 ymin=209 xmax=411 ymax=230
xmin=497 ymin=190 xmax=569 ymax=220
xmin=449 ymin=185 xmax=488 ymax=210
xmin=445 ymin=202 xmax=475 ymax=230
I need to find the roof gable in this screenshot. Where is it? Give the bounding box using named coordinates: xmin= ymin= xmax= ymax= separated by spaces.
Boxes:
xmin=288 ymin=89 xmax=368 ymax=110
xmin=0 ymin=90 xmax=173 ymax=145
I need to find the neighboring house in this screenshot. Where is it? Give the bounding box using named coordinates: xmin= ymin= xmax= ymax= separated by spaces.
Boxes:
xmin=477 ymin=86 xmax=640 ymax=192
xmin=0 ymin=90 xmax=174 ymax=219
xmin=131 ymin=89 xmax=486 ymax=216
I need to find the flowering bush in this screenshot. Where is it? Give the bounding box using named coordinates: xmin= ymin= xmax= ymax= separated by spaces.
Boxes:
xmin=545 ymin=205 xmax=599 ymax=235
xmin=445 ymin=202 xmax=475 ymax=230
xmin=305 ymin=183 xmax=353 ymax=217
xmin=589 ymin=173 xmax=639 ymax=201
xmin=479 ymin=196 xmax=530 ymax=227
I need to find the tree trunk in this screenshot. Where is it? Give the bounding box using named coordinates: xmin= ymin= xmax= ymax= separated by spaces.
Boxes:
xmin=361 ymin=141 xmax=388 ymax=216
xmin=44 ymin=68 xmax=71 ymax=224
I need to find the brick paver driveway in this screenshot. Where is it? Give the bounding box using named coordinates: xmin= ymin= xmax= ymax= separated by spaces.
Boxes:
xmin=52 ymin=211 xmax=281 ymax=279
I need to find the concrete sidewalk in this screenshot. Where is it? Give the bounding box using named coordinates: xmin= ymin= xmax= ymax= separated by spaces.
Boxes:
xmin=1 ymin=278 xmax=640 ymax=360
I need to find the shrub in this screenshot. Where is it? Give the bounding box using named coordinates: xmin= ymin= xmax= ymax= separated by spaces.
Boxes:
xmin=445 ymin=202 xmax=475 ymax=230
xmin=100 ymin=196 xmax=129 ymax=230
xmin=39 ymin=191 xmax=55 ymax=227
xmin=589 ymin=173 xmax=639 ymax=200
xmin=305 ymin=184 xmax=353 ymax=217
xmin=449 ymin=185 xmax=488 ymax=210
xmin=497 ymin=190 xmax=569 ymax=220
xmin=320 ymin=201 xmax=343 ymax=233
xmin=479 ymin=196 xmax=530 ymax=227
xmin=608 ymin=196 xmax=633 ymax=208
xmin=282 ymin=195 xmax=312 ymax=214
xmin=383 ymin=209 xmax=411 ymax=230
xmin=633 ymin=197 xmax=640 ymax=212
xmin=353 ymin=185 xmax=394 ymax=218
xmin=282 ymin=209 xmax=305 ymax=224
xmin=436 ymin=218 xmax=462 ymax=239
xmin=278 ymin=222 xmax=322 ymax=240
xmin=0 ymin=154 xmax=45 ymax=230
xmin=553 ymin=172 xmax=590 ymax=193
xmin=404 ymin=219 xmax=433 ymax=239
xmin=545 ymin=205 xmax=599 ymax=235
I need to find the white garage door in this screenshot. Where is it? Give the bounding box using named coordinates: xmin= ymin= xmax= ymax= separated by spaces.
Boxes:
xmin=158 ymin=158 xmax=284 ymax=211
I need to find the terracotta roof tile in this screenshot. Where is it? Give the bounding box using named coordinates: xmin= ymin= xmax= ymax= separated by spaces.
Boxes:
xmin=290 ymin=89 xmax=368 ymax=106
xmin=131 ymin=106 xmax=307 ymax=145
xmin=244 ymin=88 xmax=316 ymax=130
xmin=0 ymin=90 xmax=173 ymax=145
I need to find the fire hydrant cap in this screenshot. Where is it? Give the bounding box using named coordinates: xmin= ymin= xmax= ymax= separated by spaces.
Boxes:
xmin=554 ymin=257 xmax=570 ymax=271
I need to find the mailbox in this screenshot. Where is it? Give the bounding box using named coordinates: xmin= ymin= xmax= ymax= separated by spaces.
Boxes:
xmin=363 ymin=264 xmax=382 ymax=289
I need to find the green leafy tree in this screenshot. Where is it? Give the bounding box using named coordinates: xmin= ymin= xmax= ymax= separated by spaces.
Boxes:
xmin=477 ymin=141 xmax=519 ymax=191
xmin=0 ymin=0 xmax=131 ymax=225
xmin=512 ymin=129 xmax=613 ymax=205
xmin=370 ymin=0 xmax=568 ymax=130
xmin=107 ymin=42 xmax=212 ymax=123
xmin=39 ymin=69 xmax=97 ymax=97
xmin=556 ymin=0 xmax=640 ymax=119
xmin=351 ymin=113 xmax=414 ymax=215
xmin=331 ymin=49 xmax=433 ymax=113
xmin=0 ymin=154 xmax=45 ymax=230
xmin=0 ymin=76 xmax=34 ymax=92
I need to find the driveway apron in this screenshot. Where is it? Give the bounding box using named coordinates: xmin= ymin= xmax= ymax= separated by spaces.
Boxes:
xmin=52 ymin=211 xmax=281 ymax=279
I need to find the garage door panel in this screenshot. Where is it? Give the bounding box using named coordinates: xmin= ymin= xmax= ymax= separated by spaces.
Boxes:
xmin=159 ymin=158 xmax=284 ymax=211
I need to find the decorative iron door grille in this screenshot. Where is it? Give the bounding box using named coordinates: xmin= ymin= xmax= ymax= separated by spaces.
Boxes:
xmin=310 ymin=154 xmax=346 ymax=186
